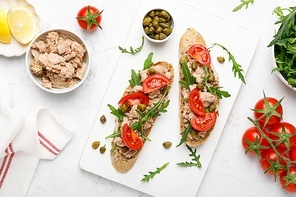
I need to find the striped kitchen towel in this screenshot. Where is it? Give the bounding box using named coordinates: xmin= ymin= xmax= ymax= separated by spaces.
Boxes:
xmin=0 ymin=79 xmax=75 ymax=197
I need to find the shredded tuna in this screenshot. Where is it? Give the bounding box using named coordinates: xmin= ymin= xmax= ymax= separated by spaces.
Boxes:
xmin=29 ymin=31 xmax=87 ymax=89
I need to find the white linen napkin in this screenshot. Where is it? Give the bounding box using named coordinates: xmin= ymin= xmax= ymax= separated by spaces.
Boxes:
xmin=0 ymin=78 xmax=75 ymax=197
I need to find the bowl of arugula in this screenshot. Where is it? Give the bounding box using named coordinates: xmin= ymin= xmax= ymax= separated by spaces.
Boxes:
xmin=269 ymin=6 xmax=296 ymax=91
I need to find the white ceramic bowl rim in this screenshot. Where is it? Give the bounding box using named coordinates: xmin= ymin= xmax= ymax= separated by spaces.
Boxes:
xmin=142 ymin=8 xmax=174 ymax=43
xmin=271 ymin=44 xmax=296 ymax=91
xmin=25 ymin=28 xmax=90 ymax=94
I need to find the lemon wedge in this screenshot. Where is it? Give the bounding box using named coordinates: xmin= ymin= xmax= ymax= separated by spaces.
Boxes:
xmin=0 ymin=9 xmax=11 ymax=44
xmin=7 ymin=6 xmax=37 ymax=45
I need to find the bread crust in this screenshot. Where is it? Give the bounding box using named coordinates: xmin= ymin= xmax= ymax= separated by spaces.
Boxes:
xmin=179 ymin=27 xmax=220 ymax=147
xmin=111 ymin=61 xmax=174 ymax=173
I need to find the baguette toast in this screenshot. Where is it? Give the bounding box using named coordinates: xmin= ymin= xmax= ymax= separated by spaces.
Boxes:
xmin=179 ymin=28 xmax=220 ymax=147
xmin=109 ymin=59 xmax=174 ymax=173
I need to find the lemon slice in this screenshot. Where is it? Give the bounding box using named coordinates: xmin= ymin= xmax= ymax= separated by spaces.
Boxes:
xmin=0 ymin=9 xmax=11 ymax=44
xmin=7 ymin=6 xmax=37 ymax=45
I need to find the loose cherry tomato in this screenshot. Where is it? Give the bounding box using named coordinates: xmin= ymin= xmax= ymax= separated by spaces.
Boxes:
xmin=280 ymin=167 xmax=296 ymax=193
xmin=188 ymin=88 xmax=205 ymax=116
xmin=76 ymin=5 xmax=103 ymax=31
xmin=289 ymin=145 xmax=296 ymax=162
xmin=187 ymin=44 xmax=211 ymax=67
xmin=253 ymin=96 xmax=283 ymax=129
xmin=259 ymin=148 xmax=287 ymax=176
xmin=241 ymin=126 xmax=270 ymax=155
xmin=142 ymin=73 xmax=170 ymax=93
xmin=190 ymin=112 xmax=216 ymax=132
xmin=269 ymin=122 xmax=296 ymax=150
xmin=121 ymin=124 xmax=143 ymax=150
xmin=118 ymin=92 xmax=149 ymax=106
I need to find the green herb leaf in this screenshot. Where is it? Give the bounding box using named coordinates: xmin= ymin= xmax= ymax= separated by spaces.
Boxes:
xmin=176 ymin=122 xmax=192 ymax=147
xmin=118 ymin=36 xmax=144 ymax=55
xmin=129 ymin=69 xmax=141 ymax=87
xmin=141 ymin=162 xmax=170 ymax=182
xmin=210 ymin=43 xmax=246 ymax=84
xmin=268 ymin=7 xmax=296 ymax=47
xmin=233 ymin=0 xmax=255 ymax=12
xmin=107 ymin=104 xmax=125 ymax=122
xmin=144 ymin=52 xmax=154 ymax=69
xmin=179 ymin=61 xmax=196 ymax=90
xmin=176 ymin=145 xmax=202 ymax=168
xmin=131 ymin=87 xmax=170 ymax=136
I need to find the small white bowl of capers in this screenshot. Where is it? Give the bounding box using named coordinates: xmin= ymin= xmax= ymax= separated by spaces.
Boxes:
xmin=142 ymin=8 xmax=174 ymax=43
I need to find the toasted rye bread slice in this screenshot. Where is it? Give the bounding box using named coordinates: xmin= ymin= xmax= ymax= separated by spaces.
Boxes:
xmin=111 ymin=61 xmax=174 ymax=173
xmin=179 ymin=27 xmax=220 ymax=147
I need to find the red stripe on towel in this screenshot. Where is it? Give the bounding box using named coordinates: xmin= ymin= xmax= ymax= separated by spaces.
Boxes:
xmin=38 ymin=131 xmax=61 ymax=155
xmin=0 ymin=144 xmax=15 ymax=189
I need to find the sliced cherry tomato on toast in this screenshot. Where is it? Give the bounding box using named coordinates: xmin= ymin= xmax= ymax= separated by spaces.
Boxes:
xmin=143 ymin=73 xmax=170 ymax=93
xmin=118 ymin=92 xmax=149 ymax=106
xmin=187 ymin=44 xmax=211 ymax=67
xmin=121 ymin=124 xmax=143 ymax=150
xmin=188 ymin=88 xmax=205 ymax=116
xmin=190 ymin=112 xmax=216 ymax=132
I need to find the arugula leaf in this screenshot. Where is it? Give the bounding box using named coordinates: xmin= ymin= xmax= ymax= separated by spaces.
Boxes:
xmin=129 ymin=69 xmax=141 ymax=87
xmin=107 ymin=104 xmax=125 ymax=122
xmin=131 ymin=87 xmax=170 ymax=135
xmin=268 ymin=7 xmax=296 ymax=47
xmin=176 ymin=122 xmax=192 ymax=147
xmin=207 ymin=86 xmax=231 ymax=99
xmin=118 ymin=36 xmax=144 ymax=55
xmin=210 ymin=43 xmax=246 ymax=84
xmin=269 ymin=7 xmax=296 ymax=88
xmin=144 ymin=52 xmax=154 ymax=69
xmin=141 ymin=162 xmax=170 ymax=182
xmin=176 ymin=145 xmax=202 ymax=168
xmin=233 ymin=0 xmax=254 ymax=12
xmin=105 ymin=126 xmax=121 ymax=139
xmin=179 ymin=61 xmax=196 ymax=90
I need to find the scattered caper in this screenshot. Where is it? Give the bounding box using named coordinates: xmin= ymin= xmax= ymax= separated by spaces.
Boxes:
xmin=100 ymin=115 xmax=106 ymax=123
xmin=192 ymin=62 xmax=198 ymax=70
xmin=217 ymin=56 xmax=225 ymax=63
xmin=137 ymin=104 xmax=147 ymax=112
xmin=197 ymin=83 xmax=204 ymax=90
xmin=162 ymin=141 xmax=172 ymax=149
xmin=179 ymin=56 xmax=188 ymax=64
xmin=208 ymin=74 xmax=215 ymax=82
xmin=147 ymin=67 xmax=156 ymax=75
xmin=120 ymin=103 xmax=129 ymax=113
xmin=91 ymin=141 xmax=100 ymax=150
xmin=100 ymin=145 xmax=106 ymax=154
xmin=208 ymin=103 xmax=216 ymax=112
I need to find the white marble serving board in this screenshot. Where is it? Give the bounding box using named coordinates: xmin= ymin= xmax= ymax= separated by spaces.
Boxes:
xmin=79 ymin=0 xmax=260 ymax=196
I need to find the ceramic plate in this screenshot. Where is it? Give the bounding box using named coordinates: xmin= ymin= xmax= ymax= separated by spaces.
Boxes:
xmin=0 ymin=0 xmax=39 ymax=57
xmin=79 ymin=0 xmax=260 ymax=196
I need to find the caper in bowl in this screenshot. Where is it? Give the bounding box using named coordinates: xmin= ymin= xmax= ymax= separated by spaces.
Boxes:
xmin=142 ymin=8 xmax=174 ymax=43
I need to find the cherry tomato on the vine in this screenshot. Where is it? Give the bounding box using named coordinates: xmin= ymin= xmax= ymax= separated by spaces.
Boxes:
xmin=76 ymin=5 xmax=103 ymax=31
xmin=269 ymin=122 xmax=296 ymax=150
xmin=280 ymin=167 xmax=296 ymax=193
xmin=259 ymin=148 xmax=287 ymax=176
xmin=241 ymin=126 xmax=269 ymax=155
xmin=253 ymin=96 xmax=283 ymax=129
xmin=289 ymin=145 xmax=296 ymax=162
